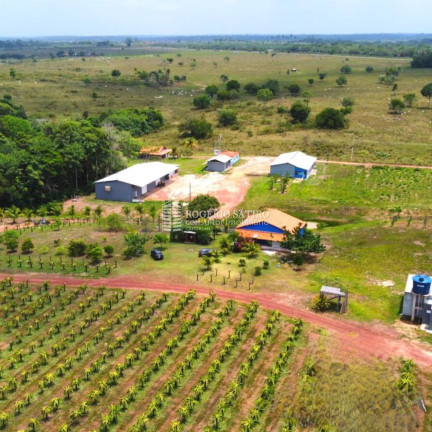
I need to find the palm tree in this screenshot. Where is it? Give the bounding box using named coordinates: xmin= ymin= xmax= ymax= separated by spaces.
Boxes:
xmin=122 ymin=206 xmax=131 ymax=219
xmin=50 ymin=398 xmax=60 ymax=412
xmin=41 ymin=406 xmax=51 ymax=420
xmin=22 ymin=208 xmax=33 ymax=222
xmin=212 ymin=412 xmax=223 ymax=429
xmin=135 ymin=204 xmax=145 ymax=225
xmin=28 ymin=418 xmax=40 ymax=431
xmin=178 ymin=406 xmax=189 ymax=423
xmin=170 ymin=420 xmax=182 ymax=432
xmin=0 ymin=412 xmax=9 ymax=428
xmin=6 ymin=206 xmax=21 ymax=224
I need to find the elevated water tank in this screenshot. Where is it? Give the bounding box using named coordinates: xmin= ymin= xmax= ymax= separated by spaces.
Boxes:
xmin=412 ymin=275 xmax=432 ymax=296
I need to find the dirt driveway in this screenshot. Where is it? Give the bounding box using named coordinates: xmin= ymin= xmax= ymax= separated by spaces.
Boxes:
xmin=146 ymin=157 xmax=272 ymax=213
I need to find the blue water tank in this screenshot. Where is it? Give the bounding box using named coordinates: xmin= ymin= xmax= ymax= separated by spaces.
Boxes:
xmin=412 ymin=275 xmax=432 ymax=295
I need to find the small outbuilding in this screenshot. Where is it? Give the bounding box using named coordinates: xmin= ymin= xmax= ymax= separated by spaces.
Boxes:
xmin=139 ymin=146 xmax=172 ymax=159
xmin=270 ymin=151 xmax=316 ymax=179
xmin=236 ymin=208 xmax=306 ymax=248
xmin=402 ymin=274 xmax=432 ymax=329
xmin=95 ymin=162 xmax=178 ymax=202
xmin=206 ymin=151 xmax=239 ymax=172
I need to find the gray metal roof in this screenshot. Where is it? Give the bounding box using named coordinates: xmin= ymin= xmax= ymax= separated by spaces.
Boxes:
xmin=95 ymin=162 xmax=178 ymax=188
xmin=321 ymin=286 xmax=345 ymax=296
xmin=271 ymin=151 xmax=317 ymax=170
xmin=206 ymin=155 xmax=231 ymax=164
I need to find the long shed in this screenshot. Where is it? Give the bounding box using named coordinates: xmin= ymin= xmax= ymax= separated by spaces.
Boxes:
xmin=206 ymin=151 xmax=240 ymax=172
xmin=270 ymin=151 xmax=316 ymax=179
xmin=95 ymin=162 xmax=178 ymax=202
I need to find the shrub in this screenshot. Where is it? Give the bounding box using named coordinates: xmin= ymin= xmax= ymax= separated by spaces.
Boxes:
xmin=86 ymin=244 xmax=103 ymax=264
xmin=3 ymin=230 xmax=19 ymax=252
xmin=193 ymin=95 xmax=211 ymax=109
xmin=239 ymin=258 xmax=246 ymax=267
xmin=205 ymin=85 xmax=219 ymax=97
xmin=315 ymin=108 xmax=347 ymax=129
xmin=336 ymin=76 xmax=347 ymax=86
xmin=217 ymin=90 xmax=239 ymax=101
xmin=187 ymin=194 xmax=220 ymax=219
xmin=254 ymin=266 xmax=262 ymax=276
xmin=340 ymin=65 xmax=352 ymax=74
xmin=68 ymin=240 xmax=87 ymax=257
xmin=366 ymin=66 xmax=374 ymax=73
xmin=218 ymin=108 xmax=237 ymax=126
xmin=111 ymin=69 xmax=121 ymax=77
xmin=263 ymin=260 xmax=269 ymax=269
xmin=102 ymin=214 xmax=123 ymax=232
xmin=389 ymin=98 xmax=405 ymax=114
xmin=310 ymin=294 xmax=333 ymax=312
xmin=290 ymin=100 xmax=311 ymax=123
xmin=341 ymin=97 xmax=355 ymax=107
xmin=54 ymin=246 xmax=67 ymax=256
xmin=153 ymin=233 xmax=169 ymax=247
xmin=244 ymin=83 xmax=259 ymax=95
xmin=21 ymin=239 xmax=34 ymax=254
xmin=287 ymin=83 xmax=301 ymax=96
xmin=261 ymin=79 xmax=280 ymax=95
xmin=123 ymin=232 xmax=147 ymax=259
xmin=226 ymin=80 xmax=240 ymax=91
xmin=179 ymin=118 xmax=213 ymax=139
xmin=257 ymin=88 xmax=273 ymax=101
xmin=104 ymin=245 xmax=114 ymax=257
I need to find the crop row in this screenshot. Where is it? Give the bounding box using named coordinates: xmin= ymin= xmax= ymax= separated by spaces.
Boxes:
xmin=239 ymin=319 xmax=303 ymax=432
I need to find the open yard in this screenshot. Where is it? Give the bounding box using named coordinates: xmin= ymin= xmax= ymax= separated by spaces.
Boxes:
xmin=146 ymin=157 xmax=271 ymax=213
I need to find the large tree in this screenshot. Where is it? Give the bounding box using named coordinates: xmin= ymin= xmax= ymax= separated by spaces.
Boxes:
xmin=187 ymin=194 xmax=220 ymax=219
xmin=315 ymin=108 xmax=347 ymax=129
xmin=420 ymin=83 xmax=432 ymax=106
xmin=290 ymin=101 xmax=311 ymax=123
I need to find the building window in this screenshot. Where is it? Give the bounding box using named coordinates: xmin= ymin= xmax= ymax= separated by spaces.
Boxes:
xmin=104 ymin=186 xmax=111 ymax=192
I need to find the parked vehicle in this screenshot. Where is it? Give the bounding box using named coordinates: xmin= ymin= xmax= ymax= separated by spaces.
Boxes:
xmin=151 ymin=249 xmax=164 ymax=260
xmin=198 ymin=248 xmax=213 ymax=257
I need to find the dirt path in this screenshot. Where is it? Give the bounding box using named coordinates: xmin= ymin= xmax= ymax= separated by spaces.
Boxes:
xmin=3 ymin=273 xmax=432 ymax=369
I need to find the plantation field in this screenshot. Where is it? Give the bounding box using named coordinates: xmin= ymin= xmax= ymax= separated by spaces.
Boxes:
xmin=239 ymin=163 xmax=432 ymax=222
xmin=0 ymin=280 xmax=425 ymax=432
xmin=1 ymin=50 xmax=432 ymax=165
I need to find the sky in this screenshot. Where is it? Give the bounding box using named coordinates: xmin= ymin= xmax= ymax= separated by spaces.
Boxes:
xmin=0 ymin=0 xmax=431 ymax=37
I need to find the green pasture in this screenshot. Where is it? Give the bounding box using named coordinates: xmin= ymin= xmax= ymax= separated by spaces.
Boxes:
xmin=1 ymin=51 xmax=432 ymax=164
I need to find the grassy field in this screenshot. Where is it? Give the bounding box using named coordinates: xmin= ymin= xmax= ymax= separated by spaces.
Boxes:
xmin=1 ymin=51 xmax=432 ymax=165
xmin=239 ymin=163 xmax=432 ymax=223
xmin=0 ymin=280 xmax=423 ymax=432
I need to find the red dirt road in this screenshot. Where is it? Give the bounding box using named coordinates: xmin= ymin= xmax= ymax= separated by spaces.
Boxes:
xmin=3 ymin=272 xmax=432 ymax=369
